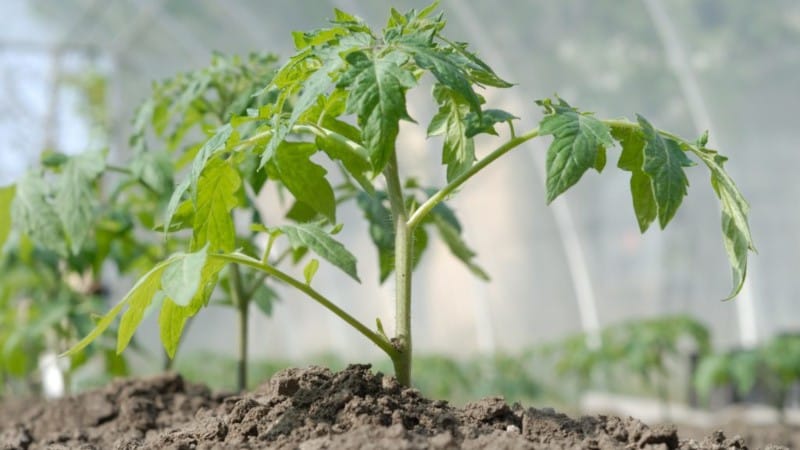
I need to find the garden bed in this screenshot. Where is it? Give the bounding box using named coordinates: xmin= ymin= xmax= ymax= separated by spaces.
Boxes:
xmin=0 ymin=365 xmax=773 ymax=449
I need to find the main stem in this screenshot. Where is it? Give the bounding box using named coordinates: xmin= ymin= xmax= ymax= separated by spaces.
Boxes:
xmin=229 ymin=264 xmax=248 ymax=391
xmin=383 ymin=152 xmax=414 ymax=386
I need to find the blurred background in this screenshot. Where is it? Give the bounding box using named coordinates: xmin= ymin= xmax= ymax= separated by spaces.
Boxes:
xmin=1 ymin=0 xmax=798 ymax=418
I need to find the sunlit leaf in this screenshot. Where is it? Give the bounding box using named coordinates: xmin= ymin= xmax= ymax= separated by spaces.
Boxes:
xmin=0 ymin=184 xmax=15 ymax=250
xmin=192 ymin=156 xmax=241 ymax=252
xmin=338 ymin=50 xmax=417 ymax=171
xmin=161 ymin=246 xmax=208 ymax=306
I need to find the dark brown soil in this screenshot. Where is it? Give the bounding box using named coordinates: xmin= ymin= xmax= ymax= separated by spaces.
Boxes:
xmin=0 ymin=364 xmax=783 ymax=449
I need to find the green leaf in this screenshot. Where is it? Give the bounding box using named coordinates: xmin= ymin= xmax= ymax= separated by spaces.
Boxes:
xmin=432 ymin=214 xmax=489 ymax=281
xmin=593 ymin=147 xmax=607 ymax=173
xmin=304 ymin=258 xmax=320 ymax=284
xmin=464 ymin=109 xmax=517 ymax=138
xmin=279 ymin=222 xmax=360 ymax=282
xmin=191 ymin=156 xmax=241 ymax=252
xmin=263 ymin=32 xmax=371 ymax=166
xmin=538 ymin=100 xmax=614 ymax=203
xmin=612 ymin=125 xmax=658 ymax=232
xmin=158 ymin=298 xmax=190 ymax=359
xmin=274 ymin=142 xmax=336 ymax=223
xmin=286 ymin=201 xmax=319 ymax=223
xmin=338 ymin=50 xmax=417 ymax=171
xmin=356 ymin=192 xmax=394 ymax=282
xmin=637 ymin=115 xmax=694 ymax=229
xmin=443 ymin=40 xmax=513 ymax=88
xmin=252 ymin=282 xmax=279 ymax=316
xmin=691 ymin=147 xmax=754 ymax=298
xmin=427 ymin=86 xmax=475 ymax=181
xmin=161 ymin=246 xmax=208 ymax=306
xmin=314 ymin=131 xmax=373 ymax=193
xmin=0 ymin=185 xmax=15 ymax=250
xmin=55 ymin=151 xmax=105 ymax=254
xmin=391 ymin=31 xmax=481 ymax=113
xmin=163 ymin=179 xmax=190 ymax=238
xmin=117 ymin=258 xmax=175 ymax=353
xmin=190 ymin=124 xmax=233 ymax=194
xmin=12 ymin=173 xmax=67 ymax=256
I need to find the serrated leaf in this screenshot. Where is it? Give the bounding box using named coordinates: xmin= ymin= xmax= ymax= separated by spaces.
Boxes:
xmin=161 ymin=246 xmax=208 ymax=306
xmin=192 ymin=156 xmax=241 ymax=252
xmin=12 ymin=173 xmax=67 ymax=256
xmin=539 ymin=100 xmax=614 ymax=203
xmin=691 ymin=147 xmax=754 ymax=299
xmin=392 ymin=31 xmax=481 ymax=112
xmin=444 ymin=40 xmax=513 ymax=88
xmin=638 ymin=115 xmax=694 ymax=229
xmin=464 ymin=109 xmax=517 ymax=138
xmin=158 ymin=297 xmax=190 ymax=359
xmin=190 ymin=124 xmax=233 ymax=194
xmin=56 ymin=151 xmax=105 ymax=254
xmin=155 ymin=199 xmax=194 ymax=232
xmin=158 ymin=251 xmax=227 ymax=358
xmin=117 ymin=259 xmax=175 ymax=353
xmin=539 ymin=101 xmax=614 ymax=203
xmin=63 ymin=255 xmax=179 ymax=357
xmin=274 ymin=142 xmax=336 ymax=223
xmin=303 ymin=258 xmax=320 ymax=284
xmin=279 ymin=223 xmax=359 ymax=282
xmin=612 ymin=125 xmax=658 ymax=233
xmin=262 ymin=33 xmax=371 ymax=166
xmin=0 ymin=184 xmax=15 ymax=250
xmin=432 ymin=214 xmax=489 ymax=281
xmin=314 ymin=129 xmax=373 ymax=193
xmin=338 ymin=50 xmax=416 ymax=171
xmin=427 ymin=86 xmax=475 ymax=181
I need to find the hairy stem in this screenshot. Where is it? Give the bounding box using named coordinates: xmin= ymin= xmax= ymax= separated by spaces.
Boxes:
xmin=228 ymin=264 xmax=248 ymax=391
xmin=408 ymin=127 xmax=541 ymax=229
xmin=383 ymin=152 xmax=413 ymax=386
xmin=210 ymin=253 xmax=399 ymax=359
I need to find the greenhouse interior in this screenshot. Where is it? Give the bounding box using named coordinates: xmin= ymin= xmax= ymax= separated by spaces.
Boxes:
xmin=1 ymin=0 xmax=799 ymax=448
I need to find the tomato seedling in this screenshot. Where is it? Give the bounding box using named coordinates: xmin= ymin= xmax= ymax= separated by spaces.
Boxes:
xmin=30 ymin=3 xmax=754 ymax=387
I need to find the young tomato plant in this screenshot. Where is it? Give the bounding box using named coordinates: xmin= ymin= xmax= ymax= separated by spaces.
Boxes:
xmin=543 ymin=316 xmax=710 ymax=408
xmin=57 ymin=3 xmax=753 ymax=387
xmin=1 ymin=53 xmax=283 ymax=392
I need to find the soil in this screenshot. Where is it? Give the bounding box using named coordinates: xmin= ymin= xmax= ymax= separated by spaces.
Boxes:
xmin=0 ymin=364 xmax=788 ymax=449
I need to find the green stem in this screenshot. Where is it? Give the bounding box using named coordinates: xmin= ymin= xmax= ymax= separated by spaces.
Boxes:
xmin=209 ymin=253 xmax=398 ymax=359
xmin=228 ymin=264 xmax=248 ymax=391
xmin=408 ymin=127 xmax=541 ymax=229
xmin=383 ymin=152 xmax=413 ymax=386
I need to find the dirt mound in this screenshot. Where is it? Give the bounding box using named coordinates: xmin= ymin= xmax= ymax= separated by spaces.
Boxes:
xmin=0 ymin=364 xmax=771 ymax=449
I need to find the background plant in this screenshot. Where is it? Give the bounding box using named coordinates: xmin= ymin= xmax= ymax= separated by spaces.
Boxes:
xmin=540 ymin=316 xmax=710 ymax=410
xmin=0 ymin=53 xmax=284 ymax=393
xmin=694 ymin=333 xmax=800 ymax=422
xmin=28 ymin=3 xmax=755 ymax=387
